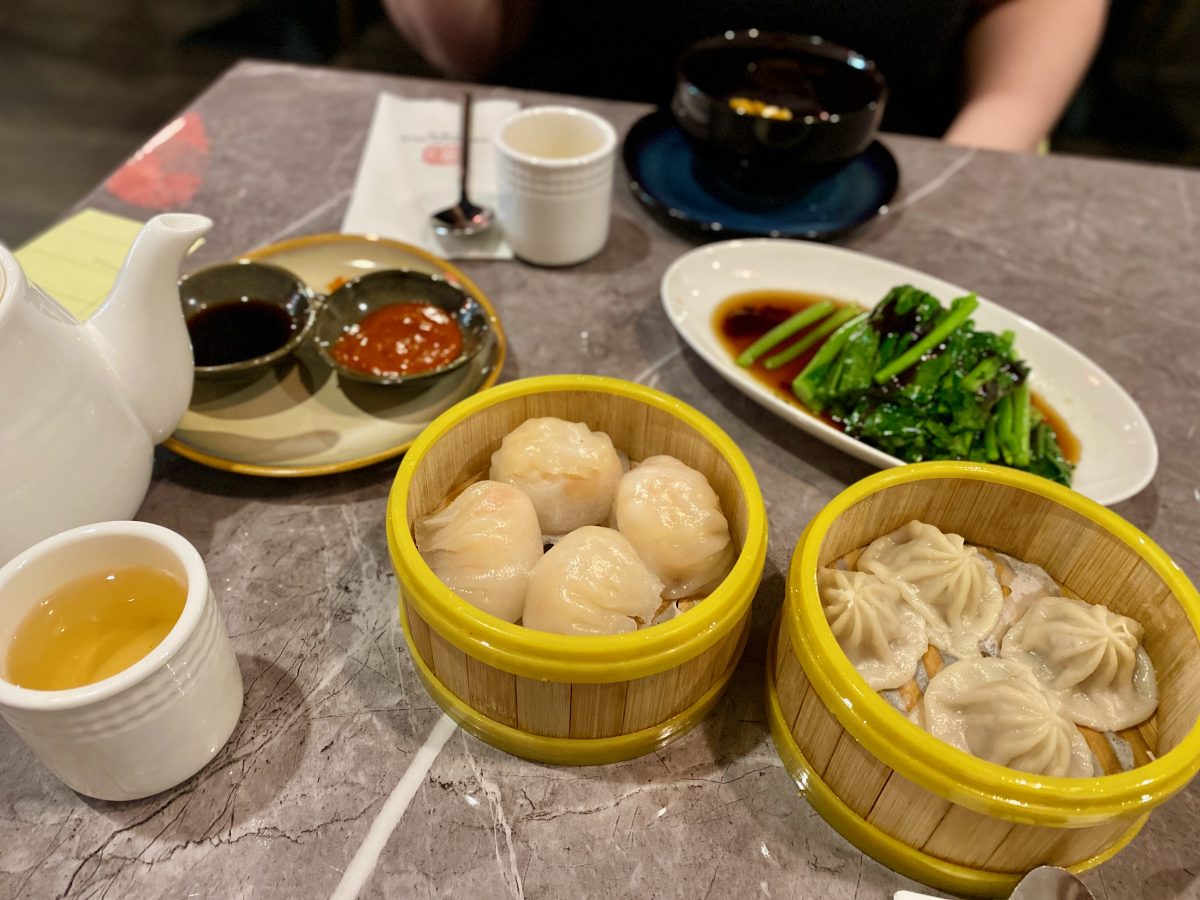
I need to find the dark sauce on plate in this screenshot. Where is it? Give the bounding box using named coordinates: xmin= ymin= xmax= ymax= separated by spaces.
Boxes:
xmin=188 ymin=300 xmax=296 ymax=367
xmin=714 ymin=290 xmax=1080 ymax=465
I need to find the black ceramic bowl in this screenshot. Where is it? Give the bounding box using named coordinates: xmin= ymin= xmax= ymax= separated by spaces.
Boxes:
xmin=179 ymin=260 xmax=317 ymax=380
xmin=671 ymin=32 xmax=887 ymax=188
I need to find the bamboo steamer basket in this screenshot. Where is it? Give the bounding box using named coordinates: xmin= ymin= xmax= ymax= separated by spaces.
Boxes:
xmin=767 ymin=461 xmax=1200 ymax=897
xmin=388 ymin=375 xmax=767 ymax=765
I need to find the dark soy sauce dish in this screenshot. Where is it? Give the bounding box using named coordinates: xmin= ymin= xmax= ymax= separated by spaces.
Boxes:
xmin=179 ymin=261 xmax=317 ymax=379
xmin=672 ymin=31 xmax=887 ymax=189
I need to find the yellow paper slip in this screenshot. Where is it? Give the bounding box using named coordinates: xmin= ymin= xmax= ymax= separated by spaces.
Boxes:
xmin=14 ymin=209 xmax=147 ymax=322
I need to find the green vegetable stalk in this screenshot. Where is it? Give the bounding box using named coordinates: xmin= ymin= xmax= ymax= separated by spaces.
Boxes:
xmin=736 ymin=301 xmax=835 ymax=367
xmin=791 ymin=313 xmax=869 ymax=413
xmin=764 ymin=306 xmax=861 ymax=369
xmin=1011 ymin=381 xmax=1032 ymax=467
xmin=872 ymin=294 xmax=979 ymax=384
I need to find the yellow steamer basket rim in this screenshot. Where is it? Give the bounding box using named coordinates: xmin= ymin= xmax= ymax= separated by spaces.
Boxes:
xmin=789 ymin=460 xmax=1200 ymax=825
xmin=388 ymin=374 xmax=769 ymax=684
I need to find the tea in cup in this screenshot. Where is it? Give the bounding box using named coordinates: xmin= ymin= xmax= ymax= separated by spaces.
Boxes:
xmin=0 ymin=522 xmax=243 ymax=801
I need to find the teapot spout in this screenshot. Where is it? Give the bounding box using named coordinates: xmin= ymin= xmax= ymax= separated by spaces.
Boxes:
xmin=89 ymin=213 xmax=212 ymax=441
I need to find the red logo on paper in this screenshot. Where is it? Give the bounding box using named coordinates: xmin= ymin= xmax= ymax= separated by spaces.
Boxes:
xmin=106 ymin=112 xmax=210 ymax=209
xmin=422 ymin=144 xmax=460 ymax=166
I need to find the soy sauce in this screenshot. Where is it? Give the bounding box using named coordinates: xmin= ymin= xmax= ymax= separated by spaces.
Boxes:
xmin=716 ymin=290 xmax=842 ymax=400
xmin=187 ymin=300 xmax=295 ymax=366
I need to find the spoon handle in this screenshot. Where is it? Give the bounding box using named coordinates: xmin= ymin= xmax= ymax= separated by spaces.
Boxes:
xmin=459 ymin=92 xmax=472 ymax=204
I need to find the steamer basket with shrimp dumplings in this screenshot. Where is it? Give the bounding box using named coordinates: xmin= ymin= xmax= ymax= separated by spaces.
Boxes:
xmin=766 ymin=461 xmax=1200 ymax=897
xmin=387 ymin=375 xmax=767 ymax=765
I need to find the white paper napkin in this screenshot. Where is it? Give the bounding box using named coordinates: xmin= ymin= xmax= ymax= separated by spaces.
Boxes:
xmin=342 ymin=93 xmax=519 ymax=259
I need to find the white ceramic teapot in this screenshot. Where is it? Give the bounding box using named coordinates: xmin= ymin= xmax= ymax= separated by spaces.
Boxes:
xmin=0 ymin=213 xmax=212 ymax=564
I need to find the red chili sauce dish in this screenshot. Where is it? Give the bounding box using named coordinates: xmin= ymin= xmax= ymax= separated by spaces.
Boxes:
xmin=714 ymin=289 xmax=1080 ymax=465
xmin=331 ymin=302 xmax=464 ymax=378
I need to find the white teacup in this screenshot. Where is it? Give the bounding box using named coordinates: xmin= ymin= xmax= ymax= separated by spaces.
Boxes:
xmin=0 ymin=522 xmax=243 ymax=801
xmin=495 ymin=105 xmax=617 ymax=267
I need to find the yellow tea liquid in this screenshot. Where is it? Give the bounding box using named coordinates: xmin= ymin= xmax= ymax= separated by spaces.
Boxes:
xmin=5 ymin=566 xmax=187 ymax=691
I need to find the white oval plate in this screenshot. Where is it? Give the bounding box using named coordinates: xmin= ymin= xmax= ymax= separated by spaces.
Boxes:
xmin=660 ymin=239 xmax=1157 ymax=506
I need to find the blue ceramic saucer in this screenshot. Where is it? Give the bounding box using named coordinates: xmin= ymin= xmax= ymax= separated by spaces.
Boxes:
xmin=623 ymin=111 xmax=898 ymax=241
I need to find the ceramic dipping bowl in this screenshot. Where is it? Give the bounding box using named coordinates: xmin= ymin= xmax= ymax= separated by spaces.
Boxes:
xmin=313 ymin=269 xmax=490 ymax=386
xmin=768 ymin=461 xmax=1200 ymax=897
xmin=671 ymin=31 xmax=887 ymax=190
xmin=387 ymin=375 xmax=768 ymax=765
xmin=179 ymin=260 xmax=317 ymax=380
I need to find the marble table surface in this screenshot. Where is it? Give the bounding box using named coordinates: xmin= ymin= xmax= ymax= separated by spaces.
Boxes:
xmin=3 ymin=60 xmax=1199 ymax=900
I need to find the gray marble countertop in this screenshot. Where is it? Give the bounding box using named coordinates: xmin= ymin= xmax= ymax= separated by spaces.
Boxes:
xmin=3 ymin=60 xmax=1198 ymax=900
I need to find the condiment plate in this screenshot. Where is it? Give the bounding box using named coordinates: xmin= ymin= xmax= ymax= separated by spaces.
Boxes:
xmin=660 ymin=239 xmax=1157 ymax=505
xmin=164 ymin=234 xmax=506 ymax=476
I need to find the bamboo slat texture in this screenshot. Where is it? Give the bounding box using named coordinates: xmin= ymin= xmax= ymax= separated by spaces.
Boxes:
xmin=772 ymin=473 xmax=1200 ymax=881
xmin=396 ymin=384 xmax=759 ymax=758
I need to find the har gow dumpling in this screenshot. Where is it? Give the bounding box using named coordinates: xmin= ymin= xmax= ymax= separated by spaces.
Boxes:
xmin=922 ymin=657 xmax=1093 ymax=777
xmin=1000 ymin=594 xmax=1157 ymax=731
xmin=489 ymin=417 xmax=624 ymax=536
xmin=415 ymin=481 xmax=543 ymax=623
xmin=859 ymin=520 xmax=1002 ymax=660
xmin=819 ymin=568 xmax=927 ymax=690
xmin=611 ymin=455 xmax=735 ymax=600
xmin=522 ymin=526 xmax=664 ymax=636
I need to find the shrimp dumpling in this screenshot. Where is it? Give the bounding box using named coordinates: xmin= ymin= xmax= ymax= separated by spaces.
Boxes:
xmin=1001 ymin=594 xmax=1157 ymax=731
xmin=489 ymin=417 xmax=624 ymax=536
xmin=859 ymin=520 xmax=1002 ymax=660
xmin=611 ymin=455 xmax=735 ymax=600
xmin=522 ymin=527 xmax=664 ymax=636
xmin=922 ymin=657 xmax=1093 ymax=777
xmin=819 ymin=568 xmax=927 ymax=690
xmin=415 ymin=481 xmax=543 ymax=623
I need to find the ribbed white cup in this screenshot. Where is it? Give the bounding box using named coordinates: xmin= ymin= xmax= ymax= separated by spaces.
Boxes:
xmin=495 ymin=105 xmax=617 ymax=267
xmin=0 ymin=522 xmax=243 ymax=801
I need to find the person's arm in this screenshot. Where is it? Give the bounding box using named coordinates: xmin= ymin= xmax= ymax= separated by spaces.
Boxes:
xmin=381 ymin=0 xmax=536 ymax=79
xmin=944 ymin=0 xmax=1108 ymax=152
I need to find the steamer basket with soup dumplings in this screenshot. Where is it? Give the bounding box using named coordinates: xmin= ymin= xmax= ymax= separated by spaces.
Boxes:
xmin=388 ymin=375 xmax=767 ymax=765
xmin=766 ymin=461 xmax=1200 ymax=897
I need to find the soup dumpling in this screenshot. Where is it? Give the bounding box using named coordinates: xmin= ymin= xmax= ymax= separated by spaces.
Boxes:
xmin=489 ymin=417 xmax=623 ymax=536
xmin=922 ymin=657 xmax=1093 ymax=777
xmin=611 ymin=455 xmax=735 ymax=600
xmin=415 ymin=481 xmax=543 ymax=623
xmin=1001 ymin=594 xmax=1157 ymax=731
xmin=522 ymin=526 xmax=664 ymax=636
xmin=819 ymin=568 xmax=927 ymax=691
xmin=859 ymin=520 xmax=1002 ymax=660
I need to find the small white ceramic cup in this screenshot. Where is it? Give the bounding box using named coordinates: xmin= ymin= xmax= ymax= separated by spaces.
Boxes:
xmin=0 ymin=522 xmax=243 ymax=801
xmin=494 ymin=105 xmax=618 ymax=266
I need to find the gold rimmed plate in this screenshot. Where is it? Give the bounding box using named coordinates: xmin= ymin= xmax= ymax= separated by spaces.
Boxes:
xmin=164 ymin=234 xmax=507 ymax=477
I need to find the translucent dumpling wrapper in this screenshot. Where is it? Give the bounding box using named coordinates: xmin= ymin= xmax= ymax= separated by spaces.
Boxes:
xmin=522 ymin=526 xmax=665 ymax=636
xmin=414 ymin=481 xmax=545 ymax=623
xmin=922 ymin=657 xmax=1094 ymax=777
xmin=610 ymin=455 xmax=735 ymax=600
xmin=1001 ymin=594 xmax=1158 ymax=731
xmin=489 ymin=417 xmax=624 ymax=536
xmin=859 ymin=520 xmax=1002 ymax=660
xmin=981 ymin=550 xmax=1061 ymax=651
xmin=819 ymin=568 xmax=928 ymax=690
